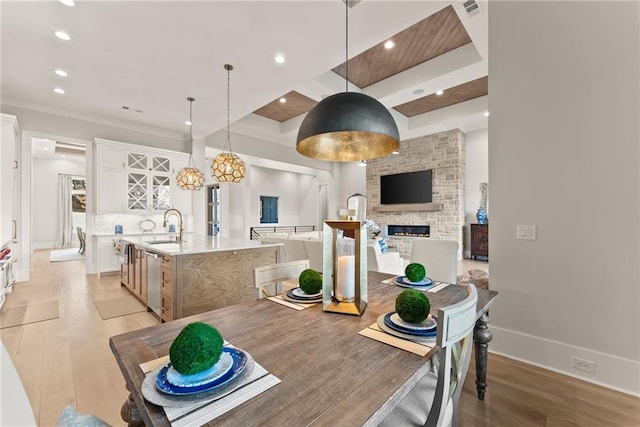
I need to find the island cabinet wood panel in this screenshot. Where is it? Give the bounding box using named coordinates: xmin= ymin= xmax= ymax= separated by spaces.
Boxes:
xmin=160 ymin=255 xmax=175 ymax=322
xmin=174 ymin=247 xmax=278 ymax=319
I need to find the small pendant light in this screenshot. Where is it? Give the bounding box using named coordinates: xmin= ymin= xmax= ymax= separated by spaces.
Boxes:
xmin=176 ymin=97 xmax=205 ymax=190
xmin=296 ymin=0 xmax=399 ymax=162
xmin=212 ymin=64 xmax=246 ymax=183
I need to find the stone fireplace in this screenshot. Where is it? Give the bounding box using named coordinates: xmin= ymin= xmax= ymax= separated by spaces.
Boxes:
xmin=367 ymin=129 xmax=465 ymax=259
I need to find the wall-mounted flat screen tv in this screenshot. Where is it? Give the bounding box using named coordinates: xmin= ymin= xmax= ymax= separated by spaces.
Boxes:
xmin=380 ymin=170 xmax=432 ymax=204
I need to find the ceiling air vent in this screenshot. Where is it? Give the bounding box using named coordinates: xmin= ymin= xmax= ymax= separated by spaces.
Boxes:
xmin=463 ymin=0 xmax=481 ymax=17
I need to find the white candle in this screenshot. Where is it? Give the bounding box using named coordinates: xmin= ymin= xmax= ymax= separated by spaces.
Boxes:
xmin=337 ymin=255 xmax=355 ymax=301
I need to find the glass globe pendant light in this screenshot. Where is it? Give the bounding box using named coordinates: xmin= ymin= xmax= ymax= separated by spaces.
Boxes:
xmin=176 ymin=97 xmax=205 ymax=190
xmin=211 ymin=64 xmax=246 ymax=183
xmin=296 ymin=0 xmax=399 ymax=162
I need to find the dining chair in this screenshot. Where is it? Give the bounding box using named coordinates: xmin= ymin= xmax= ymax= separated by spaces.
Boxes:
xmin=77 ymin=227 xmax=86 ymax=255
xmin=282 ymin=239 xmax=308 ymax=262
xmin=410 ymin=239 xmax=458 ymax=284
xmin=302 ymin=240 xmax=323 ymax=272
xmin=253 ymin=259 xmax=310 ymax=298
xmin=378 ymin=284 xmax=478 ymax=427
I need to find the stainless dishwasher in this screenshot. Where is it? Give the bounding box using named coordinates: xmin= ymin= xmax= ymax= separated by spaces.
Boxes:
xmin=145 ymin=251 xmax=162 ymax=316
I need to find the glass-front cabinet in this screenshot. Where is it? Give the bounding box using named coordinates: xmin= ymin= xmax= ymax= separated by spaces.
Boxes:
xmin=126 ymin=152 xmax=171 ymax=211
xmin=96 ymin=139 xmax=190 ymax=214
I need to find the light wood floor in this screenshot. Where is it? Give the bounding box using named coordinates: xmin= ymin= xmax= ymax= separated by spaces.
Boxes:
xmin=3 ymin=251 xmax=638 ymax=426
xmin=1 ymin=250 xmax=158 ymax=426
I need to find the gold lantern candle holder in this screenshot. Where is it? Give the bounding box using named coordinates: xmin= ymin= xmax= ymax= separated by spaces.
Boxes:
xmin=322 ymin=220 xmax=367 ymax=316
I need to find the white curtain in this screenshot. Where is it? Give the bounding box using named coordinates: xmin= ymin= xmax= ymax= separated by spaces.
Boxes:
xmin=55 ymin=175 xmax=73 ymax=248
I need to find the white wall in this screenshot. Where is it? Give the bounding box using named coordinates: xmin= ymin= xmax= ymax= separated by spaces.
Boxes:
xmin=250 ymin=166 xmax=302 ymax=227
xmin=204 ymin=148 xmax=335 ymax=239
xmin=464 ymin=128 xmax=488 ymax=257
xmin=490 ymin=1 xmax=639 ymax=394
xmin=336 ymin=162 xmax=367 ymax=212
xmin=32 ymin=156 xmax=85 ymax=249
xmin=2 ymin=105 xmax=186 ymax=153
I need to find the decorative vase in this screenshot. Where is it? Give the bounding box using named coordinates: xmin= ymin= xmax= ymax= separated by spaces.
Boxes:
xmin=476 ymin=207 xmax=487 ymax=224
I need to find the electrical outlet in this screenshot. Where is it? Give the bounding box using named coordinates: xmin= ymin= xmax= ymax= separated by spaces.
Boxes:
xmin=571 ymin=356 xmax=595 ymax=373
xmin=516 ymin=225 xmax=537 ymax=240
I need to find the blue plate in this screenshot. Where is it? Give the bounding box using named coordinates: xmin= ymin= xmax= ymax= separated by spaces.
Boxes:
xmin=384 ymin=313 xmax=437 ymax=337
xmin=286 ymin=288 xmax=322 ymax=302
xmin=156 ymin=347 xmax=247 ymax=395
xmin=395 ymin=276 xmax=433 ymax=288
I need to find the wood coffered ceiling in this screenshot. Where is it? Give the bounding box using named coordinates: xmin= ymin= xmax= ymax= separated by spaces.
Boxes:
xmin=252 ymin=91 xmax=318 ymax=122
xmin=393 ymin=76 xmax=488 ymax=117
xmin=250 ymin=4 xmax=483 ymax=126
xmin=332 ymin=5 xmax=472 ymax=89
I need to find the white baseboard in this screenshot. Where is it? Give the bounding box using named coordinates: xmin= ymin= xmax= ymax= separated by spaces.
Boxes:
xmin=490 ymin=326 xmax=640 ymax=397
xmin=32 ymin=242 xmax=56 ymax=250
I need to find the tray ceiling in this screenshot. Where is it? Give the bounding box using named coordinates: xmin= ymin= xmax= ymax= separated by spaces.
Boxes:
xmin=332 ymin=5 xmax=472 ymax=89
xmin=394 ymin=76 xmax=488 ymax=117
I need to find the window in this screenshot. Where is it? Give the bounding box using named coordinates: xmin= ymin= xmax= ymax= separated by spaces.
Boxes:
xmin=207 ymin=184 xmax=220 ymax=236
xmin=260 ymin=196 xmax=278 ymax=224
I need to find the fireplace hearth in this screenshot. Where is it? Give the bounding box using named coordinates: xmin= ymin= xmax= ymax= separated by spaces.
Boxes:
xmin=387 ymin=225 xmax=430 ymax=237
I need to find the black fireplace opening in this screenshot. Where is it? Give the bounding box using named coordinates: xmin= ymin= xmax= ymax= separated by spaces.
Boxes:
xmin=387 ymin=225 xmax=430 ymax=237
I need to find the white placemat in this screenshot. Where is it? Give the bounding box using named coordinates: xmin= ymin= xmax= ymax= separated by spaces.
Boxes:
xmin=140 ymin=348 xmax=280 ymax=426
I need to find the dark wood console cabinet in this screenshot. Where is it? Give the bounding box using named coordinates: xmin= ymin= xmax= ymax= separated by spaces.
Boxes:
xmin=471 ymin=224 xmax=489 ymax=260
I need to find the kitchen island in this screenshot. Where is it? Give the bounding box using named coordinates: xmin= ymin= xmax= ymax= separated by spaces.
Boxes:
xmin=121 ymin=235 xmax=282 ymax=322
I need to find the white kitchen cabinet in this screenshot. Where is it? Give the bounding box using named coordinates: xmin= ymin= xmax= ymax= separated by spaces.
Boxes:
xmin=0 ymin=115 xmax=19 ymax=245
xmin=98 ymin=236 xmax=120 ymax=274
xmin=96 ymin=139 xmax=191 ymax=214
xmin=96 ymin=144 xmax=125 ymax=213
xmin=170 ymin=156 xmax=193 ymax=214
xmin=126 ymin=151 xmax=171 ymax=211
xmin=99 ymin=144 xmax=125 ymax=169
xmin=97 ymin=168 xmax=125 ymax=212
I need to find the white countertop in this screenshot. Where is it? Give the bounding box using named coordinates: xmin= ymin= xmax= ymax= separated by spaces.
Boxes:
xmin=122 ymin=235 xmax=282 ymax=256
xmin=93 ymin=232 xmax=194 ymax=237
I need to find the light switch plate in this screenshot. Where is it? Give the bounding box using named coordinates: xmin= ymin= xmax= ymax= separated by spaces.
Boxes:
xmin=517 ymin=225 xmax=536 ymax=240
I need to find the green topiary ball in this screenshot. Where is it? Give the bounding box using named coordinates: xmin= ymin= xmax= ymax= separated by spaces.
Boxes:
xmin=405 ymin=263 xmax=426 ymax=282
xmin=299 ymin=269 xmax=322 ymax=294
xmin=395 ymin=289 xmax=431 ymax=324
xmin=169 ymin=322 xmax=224 ymax=375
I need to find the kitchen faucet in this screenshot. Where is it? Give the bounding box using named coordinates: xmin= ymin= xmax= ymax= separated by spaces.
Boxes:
xmin=163 ymin=208 xmax=183 ymax=242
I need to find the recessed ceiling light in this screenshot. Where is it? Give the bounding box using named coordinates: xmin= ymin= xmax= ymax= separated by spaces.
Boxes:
xmin=412 ymin=89 xmax=424 ymax=95
xmin=484 ymin=111 xmax=490 ymax=117
xmin=61 ymin=155 xmax=67 ymax=158
xmin=53 ymin=87 xmax=65 ymax=94
xmin=274 ymin=54 xmax=285 ymax=64
xmin=55 ymin=69 xmax=68 ymax=77
xmin=58 ymin=0 xmax=75 ymax=6
xmin=54 ymin=31 xmax=70 ymax=41
xmin=436 ymin=90 xmax=444 ymax=96
xmin=43 ymin=147 xmax=50 ymax=151
xmin=384 ymin=40 xmax=395 ymax=49
xmin=279 ymin=97 xmax=286 ymax=104
xmin=185 ymin=120 xmax=192 ymax=126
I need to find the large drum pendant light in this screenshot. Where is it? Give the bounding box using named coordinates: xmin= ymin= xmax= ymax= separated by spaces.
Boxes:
xmin=176 ymin=97 xmax=205 ymax=190
xmin=212 ymin=64 xmax=246 ymax=183
xmin=296 ymin=1 xmax=399 ymax=162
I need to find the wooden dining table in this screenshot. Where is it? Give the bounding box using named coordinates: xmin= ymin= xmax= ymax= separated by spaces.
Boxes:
xmin=110 ymin=271 xmax=498 ymax=426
